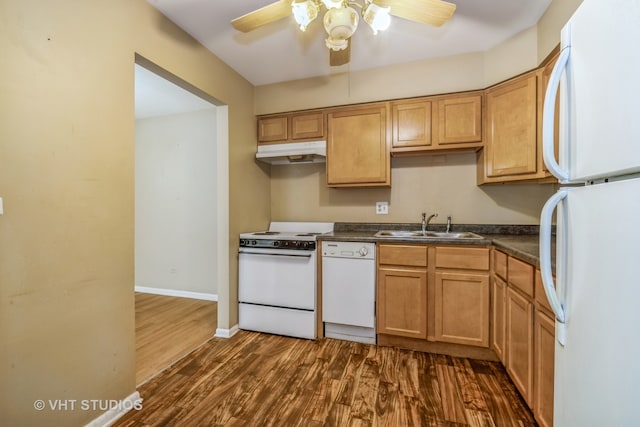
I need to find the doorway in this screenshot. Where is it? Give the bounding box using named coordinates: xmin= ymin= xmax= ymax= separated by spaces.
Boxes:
xmin=133 ymin=58 xmax=229 ymax=384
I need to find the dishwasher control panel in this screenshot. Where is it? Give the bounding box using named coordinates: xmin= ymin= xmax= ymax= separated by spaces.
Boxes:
xmin=321 ymin=241 xmax=375 ymax=259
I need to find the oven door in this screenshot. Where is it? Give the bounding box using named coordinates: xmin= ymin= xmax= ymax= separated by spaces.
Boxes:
xmin=238 ymin=247 xmax=316 ymax=310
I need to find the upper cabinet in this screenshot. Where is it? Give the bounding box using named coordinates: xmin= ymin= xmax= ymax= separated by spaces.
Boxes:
xmin=481 ymin=71 xmax=539 ymax=180
xmin=257 ymin=111 xmax=325 ymax=144
xmin=477 ymin=50 xmax=560 ymax=184
xmin=326 ymin=104 xmax=390 ymax=187
xmin=391 ymin=92 xmax=483 ymax=155
xmin=258 ymin=115 xmax=288 ymax=143
xmin=433 ymin=93 xmax=483 ymax=146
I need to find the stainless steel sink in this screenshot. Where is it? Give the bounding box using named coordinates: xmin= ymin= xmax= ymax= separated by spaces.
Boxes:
xmin=374 ymin=230 xmax=484 ymax=240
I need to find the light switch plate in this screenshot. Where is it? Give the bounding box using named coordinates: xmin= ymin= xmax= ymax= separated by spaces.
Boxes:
xmin=0 ymin=197 xmax=3 ymax=215
xmin=376 ymin=201 xmax=389 ymax=215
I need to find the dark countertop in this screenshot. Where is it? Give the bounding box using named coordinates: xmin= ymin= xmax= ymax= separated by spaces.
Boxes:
xmin=319 ymin=223 xmax=554 ymax=270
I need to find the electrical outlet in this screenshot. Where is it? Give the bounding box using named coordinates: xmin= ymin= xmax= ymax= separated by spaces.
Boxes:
xmin=376 ymin=201 xmax=389 ymax=215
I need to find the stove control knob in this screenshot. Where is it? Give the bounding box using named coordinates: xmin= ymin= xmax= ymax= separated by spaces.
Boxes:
xmin=273 ymin=241 xmax=280 ymax=247
xmin=303 ymin=242 xmax=309 ymax=249
xmin=251 ymin=240 xmax=257 ymax=246
xmin=358 ymin=246 xmax=369 ymax=257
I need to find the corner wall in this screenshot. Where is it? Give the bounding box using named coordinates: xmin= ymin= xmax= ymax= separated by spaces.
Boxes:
xmin=0 ymin=0 xmax=266 ymax=425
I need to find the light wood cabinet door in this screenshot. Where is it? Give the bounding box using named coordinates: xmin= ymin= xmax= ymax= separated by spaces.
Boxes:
xmin=491 ymin=275 xmax=507 ymax=363
xmin=433 ymin=94 xmax=482 ymax=145
xmin=391 ymin=100 xmax=432 ymax=151
xmin=540 ymin=51 xmax=560 ymax=175
xmin=506 ymin=287 xmax=534 ymax=406
xmin=258 ymin=116 xmax=288 ymax=143
xmin=377 ymin=267 xmax=427 ymax=339
xmin=326 ymin=105 xmax=390 ymax=187
xmin=484 ymin=72 xmax=538 ymax=178
xmin=434 ymin=272 xmax=489 ymax=347
xmin=291 ymin=112 xmax=324 ymax=140
xmin=534 ymin=310 xmax=555 ymax=427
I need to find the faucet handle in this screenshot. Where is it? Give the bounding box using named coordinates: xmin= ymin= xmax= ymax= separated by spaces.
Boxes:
xmin=421 ymin=212 xmax=426 ymax=220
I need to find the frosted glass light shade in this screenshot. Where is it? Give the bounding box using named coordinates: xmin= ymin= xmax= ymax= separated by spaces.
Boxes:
xmin=292 ymin=0 xmax=319 ymax=31
xmin=323 ymin=6 xmax=358 ymax=51
xmin=321 ymin=0 xmax=343 ymax=9
xmin=363 ymin=2 xmax=391 ymax=34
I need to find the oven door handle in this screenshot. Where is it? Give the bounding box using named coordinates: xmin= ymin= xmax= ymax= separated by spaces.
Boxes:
xmin=239 ymin=250 xmax=313 ymax=258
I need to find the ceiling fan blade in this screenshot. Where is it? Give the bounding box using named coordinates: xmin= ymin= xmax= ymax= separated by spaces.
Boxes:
xmin=330 ymin=41 xmax=351 ymax=67
xmin=376 ymin=0 xmax=456 ymax=27
xmin=231 ymin=0 xmax=292 ymax=33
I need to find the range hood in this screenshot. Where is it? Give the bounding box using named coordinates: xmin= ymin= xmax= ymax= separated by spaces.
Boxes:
xmin=256 ymin=140 xmax=326 ymax=165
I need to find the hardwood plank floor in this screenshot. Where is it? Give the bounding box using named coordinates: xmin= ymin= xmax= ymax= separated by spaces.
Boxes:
xmin=135 ymin=292 xmax=217 ymax=384
xmin=118 ymin=331 xmax=536 ymax=426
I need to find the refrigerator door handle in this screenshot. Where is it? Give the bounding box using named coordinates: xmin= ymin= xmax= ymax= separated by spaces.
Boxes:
xmin=542 ymin=47 xmax=571 ymax=183
xmin=540 ymin=189 xmax=567 ymax=346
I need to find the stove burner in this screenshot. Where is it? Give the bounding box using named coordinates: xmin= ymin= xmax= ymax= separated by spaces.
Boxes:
xmin=252 ymin=231 xmax=280 ymax=235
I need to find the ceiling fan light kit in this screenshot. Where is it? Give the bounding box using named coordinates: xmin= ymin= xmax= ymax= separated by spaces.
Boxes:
xmin=292 ymin=0 xmax=319 ymax=31
xmin=323 ymin=6 xmax=359 ymax=51
xmin=231 ymin=0 xmax=456 ymax=66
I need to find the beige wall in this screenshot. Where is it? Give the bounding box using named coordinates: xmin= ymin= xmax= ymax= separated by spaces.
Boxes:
xmin=271 ymin=154 xmax=554 ymax=225
xmin=0 ymin=0 xmax=268 ymax=425
xmin=537 ymin=0 xmax=584 ymax=63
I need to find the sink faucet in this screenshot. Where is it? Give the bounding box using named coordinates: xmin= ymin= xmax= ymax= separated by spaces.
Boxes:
xmin=421 ymin=212 xmax=438 ymax=234
xmin=446 ymin=215 xmax=452 ymax=233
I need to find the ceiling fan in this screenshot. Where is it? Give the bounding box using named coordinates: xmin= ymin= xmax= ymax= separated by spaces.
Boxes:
xmin=231 ymin=0 xmax=457 ymax=66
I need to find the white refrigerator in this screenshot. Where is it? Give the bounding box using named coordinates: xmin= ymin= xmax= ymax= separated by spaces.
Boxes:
xmin=539 ymin=0 xmax=640 ymax=426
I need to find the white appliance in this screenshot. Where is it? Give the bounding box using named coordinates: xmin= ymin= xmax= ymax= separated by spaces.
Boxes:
xmin=238 ymin=221 xmax=334 ymax=339
xmin=540 ymin=1 xmax=640 ymax=425
xmin=255 ymin=140 xmax=326 ymax=165
xmin=321 ymin=241 xmax=376 ymax=344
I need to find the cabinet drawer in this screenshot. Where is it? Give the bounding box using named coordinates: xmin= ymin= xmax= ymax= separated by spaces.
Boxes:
xmin=378 ymin=244 xmax=427 ymax=267
xmin=435 ymin=246 xmax=489 ymax=271
xmin=494 ymin=250 xmax=507 ymax=280
xmin=508 ymin=257 xmax=534 ymax=297
xmin=535 ymin=269 xmax=555 ymax=314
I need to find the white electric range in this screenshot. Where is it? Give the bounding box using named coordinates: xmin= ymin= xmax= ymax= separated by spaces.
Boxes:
xmin=238 ymin=222 xmax=334 ymax=339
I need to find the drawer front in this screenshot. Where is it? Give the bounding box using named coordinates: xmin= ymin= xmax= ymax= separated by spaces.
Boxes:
xmin=535 ymin=269 xmax=554 ymax=314
xmin=378 ymin=244 xmax=427 ymax=267
xmin=508 ymin=256 xmax=534 ymax=297
xmin=435 ymin=246 xmax=490 ymax=271
xmin=494 ymin=250 xmax=508 ymax=280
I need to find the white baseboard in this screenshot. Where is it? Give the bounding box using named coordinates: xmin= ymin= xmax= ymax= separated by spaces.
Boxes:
xmin=215 ymin=324 xmax=239 ymax=338
xmin=84 ymin=391 xmax=142 ymax=427
xmin=135 ymin=286 xmax=218 ymax=301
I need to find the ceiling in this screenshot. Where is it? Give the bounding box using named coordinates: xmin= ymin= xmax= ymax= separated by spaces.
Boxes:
xmin=147 ymin=0 xmax=552 ymax=87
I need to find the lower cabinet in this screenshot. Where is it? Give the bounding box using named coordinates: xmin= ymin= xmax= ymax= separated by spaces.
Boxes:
xmin=434 ymin=271 xmax=489 ymax=347
xmin=377 ymin=244 xmax=428 ymax=339
xmin=377 ymin=244 xmax=491 ymax=349
xmin=494 ymin=250 xmax=555 ymax=426
xmin=377 ymin=267 xmax=428 ymax=339
xmin=505 ymin=287 xmax=534 ymax=406
xmin=491 ymin=275 xmax=507 ymax=362
xmin=534 ymin=306 xmax=555 ymax=427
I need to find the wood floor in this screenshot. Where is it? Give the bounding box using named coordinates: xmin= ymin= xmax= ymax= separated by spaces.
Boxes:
xmin=118 ymin=330 xmax=536 ymax=426
xmin=135 ymin=292 xmax=217 ymax=384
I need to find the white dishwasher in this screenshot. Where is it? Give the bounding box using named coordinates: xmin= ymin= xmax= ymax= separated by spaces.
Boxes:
xmin=321 ymin=241 xmax=376 ymax=344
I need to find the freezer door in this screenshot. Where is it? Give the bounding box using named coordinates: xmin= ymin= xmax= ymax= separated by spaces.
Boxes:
xmin=552 ymin=178 xmax=640 ymax=426
xmin=544 ymin=0 xmax=640 ymax=182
